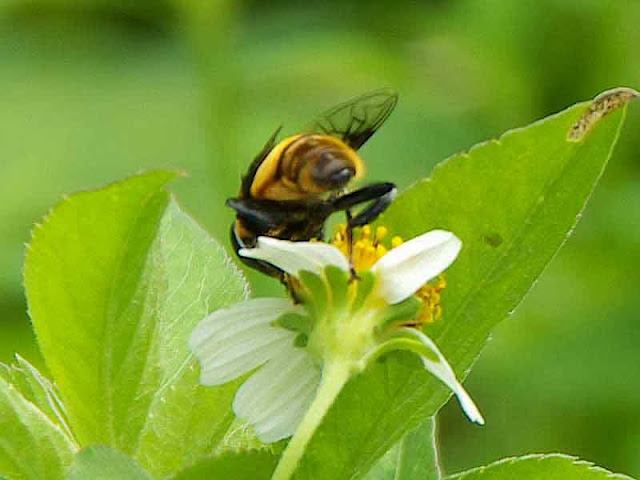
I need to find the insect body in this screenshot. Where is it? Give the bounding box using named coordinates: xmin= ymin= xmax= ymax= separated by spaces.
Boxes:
xmin=227 ymin=89 xmax=398 ymax=281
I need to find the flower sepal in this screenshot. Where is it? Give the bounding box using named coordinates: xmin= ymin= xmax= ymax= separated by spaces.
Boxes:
xmin=381 ymin=327 xmax=485 ymax=425
xmin=276 ymin=311 xmax=313 ymax=337
xmin=373 ymin=295 xmax=423 ymax=334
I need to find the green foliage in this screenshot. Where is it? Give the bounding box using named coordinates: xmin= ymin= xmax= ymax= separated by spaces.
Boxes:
xmin=66 ymin=446 xmax=153 ymax=480
xmin=0 ymin=374 xmax=76 ymax=480
xmin=24 ymin=171 xmax=178 ymax=447
xmin=17 ymin=172 xmax=249 ymax=478
xmin=170 ymin=451 xmax=279 ymax=480
xmin=365 ymin=418 xmax=440 ymax=480
xmin=288 ymin=93 xmax=632 ymax=479
xmin=132 ymin=199 xmax=247 ymax=476
xmin=1 ymin=355 xmax=71 ymax=436
xmin=446 ymin=454 xmax=635 ymax=480
xmin=394 ymin=418 xmax=441 ymax=480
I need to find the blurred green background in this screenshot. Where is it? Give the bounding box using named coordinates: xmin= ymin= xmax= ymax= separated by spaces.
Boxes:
xmin=1 ymin=0 xmax=638 ymax=476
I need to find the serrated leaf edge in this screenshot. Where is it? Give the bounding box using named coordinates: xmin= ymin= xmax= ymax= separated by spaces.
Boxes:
xmin=0 ymin=376 xmax=78 ymax=478
xmin=445 ymin=453 xmax=635 ymax=480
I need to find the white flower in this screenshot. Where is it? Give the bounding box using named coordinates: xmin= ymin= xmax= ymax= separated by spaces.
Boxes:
xmin=189 ymin=229 xmax=483 ymax=445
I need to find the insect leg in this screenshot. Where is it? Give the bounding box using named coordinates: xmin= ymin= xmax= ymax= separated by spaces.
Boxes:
xmin=227 ymin=198 xmax=291 ymax=279
xmin=230 ymin=222 xmax=305 ymax=303
xmin=226 ymin=198 xmax=287 ymax=234
xmin=344 ymin=209 xmax=356 ymax=278
xmin=333 ymin=182 xmax=396 ymax=280
xmin=332 ymin=182 xmax=397 ymax=228
xmin=229 ymin=221 xmax=286 ymax=280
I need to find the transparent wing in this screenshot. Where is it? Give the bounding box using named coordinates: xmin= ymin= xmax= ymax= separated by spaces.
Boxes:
xmin=309 ymin=88 xmax=398 ymax=150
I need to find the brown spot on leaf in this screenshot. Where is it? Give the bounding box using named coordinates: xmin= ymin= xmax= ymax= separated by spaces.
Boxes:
xmin=568 ymin=87 xmax=639 ymax=141
xmin=483 ymin=233 xmax=503 ymax=248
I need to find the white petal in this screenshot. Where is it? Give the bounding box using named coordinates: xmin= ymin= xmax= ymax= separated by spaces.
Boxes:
xmin=189 ymin=298 xmax=299 ymax=385
xmin=371 ymin=230 xmax=462 ymax=304
xmin=239 ymin=237 xmax=349 ymax=277
xmin=198 ymin=329 xmax=295 ymax=385
xmin=233 ymin=347 xmax=321 ymax=443
xmin=190 ymin=298 xmax=296 ymax=349
xmin=257 ymin=383 xmax=317 ymax=443
xmin=400 ymin=328 xmax=484 ymax=425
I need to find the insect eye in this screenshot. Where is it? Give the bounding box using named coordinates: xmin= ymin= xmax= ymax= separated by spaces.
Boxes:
xmin=311 ymin=153 xmax=355 ymax=189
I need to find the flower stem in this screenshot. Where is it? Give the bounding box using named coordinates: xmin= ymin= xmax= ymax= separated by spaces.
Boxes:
xmin=271 ymin=360 xmax=352 ymax=480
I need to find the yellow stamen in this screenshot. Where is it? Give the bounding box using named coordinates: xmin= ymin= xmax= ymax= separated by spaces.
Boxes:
xmin=375 ymin=226 xmax=388 ymax=242
xmin=414 ymin=275 xmax=447 ymax=326
xmin=330 ymin=223 xmax=448 ymax=326
xmin=331 ymin=224 xmax=391 ymax=273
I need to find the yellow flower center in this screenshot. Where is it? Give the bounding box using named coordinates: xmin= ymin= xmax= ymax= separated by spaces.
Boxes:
xmin=332 ymin=224 xmax=397 ymax=271
xmin=414 ymin=275 xmax=446 ymax=326
xmin=330 ymin=224 xmax=446 ymax=327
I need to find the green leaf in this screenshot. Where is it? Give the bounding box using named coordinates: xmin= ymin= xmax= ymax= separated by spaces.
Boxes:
xmin=289 ymin=89 xmax=637 ymax=479
xmin=24 ymin=172 xmax=249 ymax=476
xmin=0 ymin=376 xmax=77 ymax=480
xmin=66 ymin=446 xmax=154 ymax=480
xmin=362 ymin=442 xmax=400 ymax=480
xmin=170 ymin=451 xmax=278 ymax=480
xmin=364 ymin=417 xmax=440 ymax=480
xmin=25 ymin=171 xmax=177 ymax=446
xmin=394 ymin=418 xmax=440 ymax=480
xmin=445 ymin=454 xmax=635 ymax=480
xmin=133 ymin=200 xmax=248 ymax=476
xmin=1 ymin=355 xmax=73 ymax=439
